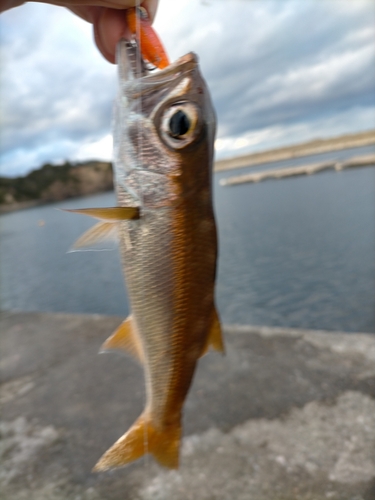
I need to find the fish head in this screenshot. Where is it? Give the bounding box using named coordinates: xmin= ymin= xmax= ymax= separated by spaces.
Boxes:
xmin=114 ymin=40 xmax=216 ymax=209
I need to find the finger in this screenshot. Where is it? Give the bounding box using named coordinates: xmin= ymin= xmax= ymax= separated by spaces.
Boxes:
xmin=0 ymin=0 xmax=25 ymax=13
xmin=67 ymin=5 xmax=99 ymax=23
xmin=94 ymin=7 xmax=130 ymax=63
xmin=93 ymin=1 xmax=158 ymax=64
xmin=53 ymin=0 xmax=140 ymax=9
xmin=2 ymin=0 xmax=158 ymax=16
xmin=66 ymin=0 xmax=158 ymax=18
xmin=143 ymin=0 xmax=158 ymax=23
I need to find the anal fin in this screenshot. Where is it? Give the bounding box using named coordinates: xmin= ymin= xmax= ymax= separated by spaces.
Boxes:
xmin=93 ymin=411 xmax=181 ymax=471
xmin=100 ymin=315 xmax=144 ymax=365
xmin=201 ymin=308 xmax=225 ymax=356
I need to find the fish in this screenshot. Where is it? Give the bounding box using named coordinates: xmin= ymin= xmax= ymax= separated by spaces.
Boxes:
xmin=67 ymin=39 xmax=224 ymax=470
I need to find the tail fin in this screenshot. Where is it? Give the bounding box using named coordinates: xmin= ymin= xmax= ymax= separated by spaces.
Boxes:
xmin=93 ymin=412 xmax=181 ymax=471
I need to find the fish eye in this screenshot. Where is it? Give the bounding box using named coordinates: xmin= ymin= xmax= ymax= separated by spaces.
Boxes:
xmin=159 ymin=102 xmax=202 ymax=149
xmin=169 ymin=110 xmax=190 ymax=138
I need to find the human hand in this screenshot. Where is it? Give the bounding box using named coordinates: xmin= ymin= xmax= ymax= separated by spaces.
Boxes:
xmin=0 ymin=0 xmax=159 ymax=64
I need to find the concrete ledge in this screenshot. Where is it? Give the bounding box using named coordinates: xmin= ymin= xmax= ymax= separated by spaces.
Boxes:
xmin=220 ymin=154 xmax=375 ymax=186
xmin=1 ymin=311 xmax=374 ymax=500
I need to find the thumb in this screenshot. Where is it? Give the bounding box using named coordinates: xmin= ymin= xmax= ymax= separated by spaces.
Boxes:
xmin=93 ymin=0 xmax=159 ymax=64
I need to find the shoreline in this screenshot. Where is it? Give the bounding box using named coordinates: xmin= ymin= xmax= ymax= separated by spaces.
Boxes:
xmin=214 ymin=129 xmax=375 ymax=172
xmin=0 ymin=189 xmax=113 ymax=216
xmin=0 ymin=199 xmax=45 ymax=215
xmin=1 ymin=130 xmax=374 ymax=215
xmin=220 ymin=153 xmax=375 ymax=186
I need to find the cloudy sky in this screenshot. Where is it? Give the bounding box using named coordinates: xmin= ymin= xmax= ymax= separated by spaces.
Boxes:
xmin=1 ymin=0 xmax=374 ymax=177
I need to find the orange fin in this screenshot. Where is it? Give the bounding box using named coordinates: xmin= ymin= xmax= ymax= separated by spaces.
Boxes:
xmin=70 ymin=221 xmax=117 ymax=251
xmin=93 ymin=412 xmax=181 ymax=471
xmin=100 ymin=315 xmax=144 ymax=365
xmin=201 ymin=308 xmax=225 ymax=356
xmin=62 ymin=207 xmax=139 ymax=221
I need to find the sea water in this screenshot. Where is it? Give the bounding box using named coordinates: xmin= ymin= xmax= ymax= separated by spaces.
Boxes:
xmin=1 ymin=147 xmax=374 ymax=333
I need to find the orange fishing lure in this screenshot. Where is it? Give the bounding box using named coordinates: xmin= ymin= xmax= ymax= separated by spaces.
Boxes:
xmin=126 ymin=6 xmax=170 ymax=69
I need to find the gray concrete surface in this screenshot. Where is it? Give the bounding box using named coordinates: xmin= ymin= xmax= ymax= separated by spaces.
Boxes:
xmin=1 ymin=311 xmax=374 ymax=500
xmin=220 ymin=154 xmax=375 ymax=186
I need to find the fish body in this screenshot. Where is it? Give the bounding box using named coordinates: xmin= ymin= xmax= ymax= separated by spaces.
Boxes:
xmin=71 ymin=41 xmax=223 ymax=469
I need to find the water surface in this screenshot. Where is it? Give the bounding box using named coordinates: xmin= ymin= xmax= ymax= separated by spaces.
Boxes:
xmin=1 ymin=146 xmax=374 ymax=333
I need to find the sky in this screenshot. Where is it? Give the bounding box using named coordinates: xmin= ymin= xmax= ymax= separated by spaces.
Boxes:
xmin=0 ymin=0 xmax=374 ymax=177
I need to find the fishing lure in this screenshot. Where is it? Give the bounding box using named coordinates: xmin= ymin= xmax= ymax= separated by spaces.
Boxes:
xmin=126 ymin=6 xmax=170 ymax=69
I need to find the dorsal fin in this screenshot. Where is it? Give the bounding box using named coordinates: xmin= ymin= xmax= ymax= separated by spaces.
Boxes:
xmin=100 ymin=315 xmax=144 ymax=365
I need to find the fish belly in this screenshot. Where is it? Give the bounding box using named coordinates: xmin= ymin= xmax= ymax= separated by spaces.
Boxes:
xmin=92 ymin=186 xmax=220 ymax=470
xmin=119 ymin=195 xmax=217 ymax=428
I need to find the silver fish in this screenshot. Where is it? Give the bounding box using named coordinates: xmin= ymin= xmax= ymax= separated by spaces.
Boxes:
xmin=69 ymin=40 xmax=224 ymax=469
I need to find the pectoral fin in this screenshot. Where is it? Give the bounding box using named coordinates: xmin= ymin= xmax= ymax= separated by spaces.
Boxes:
xmin=100 ymin=315 xmax=144 ymax=365
xmin=201 ymin=308 xmax=225 ymax=356
xmin=64 ymin=207 xmax=139 ymax=251
xmin=93 ymin=411 xmax=181 ymax=471
xmin=70 ymin=221 xmax=117 ymax=251
xmin=63 ymin=207 xmax=140 ymax=220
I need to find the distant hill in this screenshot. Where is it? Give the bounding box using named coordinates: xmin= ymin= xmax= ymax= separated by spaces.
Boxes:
xmin=2 ymin=129 xmax=374 ymax=214
xmin=0 ymin=161 xmax=114 ymax=213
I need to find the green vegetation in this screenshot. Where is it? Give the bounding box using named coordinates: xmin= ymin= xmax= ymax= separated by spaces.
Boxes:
xmin=0 ymin=161 xmax=113 ymax=206
xmin=0 ymin=162 xmax=76 ymax=203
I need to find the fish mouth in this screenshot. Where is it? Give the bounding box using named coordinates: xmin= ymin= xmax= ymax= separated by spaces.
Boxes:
xmin=117 ymin=39 xmax=198 ymax=93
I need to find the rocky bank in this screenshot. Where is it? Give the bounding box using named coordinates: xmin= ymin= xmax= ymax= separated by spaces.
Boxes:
xmin=0 ymin=161 xmax=114 ymax=214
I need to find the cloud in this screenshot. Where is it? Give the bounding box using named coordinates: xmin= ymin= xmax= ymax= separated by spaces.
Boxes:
xmin=0 ymin=4 xmax=116 ymax=176
xmin=215 ymin=105 xmax=375 ymax=159
xmin=1 ymin=0 xmax=374 ymax=176
xmin=217 ymin=43 xmax=375 ymax=137
xmin=72 ymin=134 xmax=113 ymax=163
xmin=156 ymin=0 xmax=375 ymax=142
